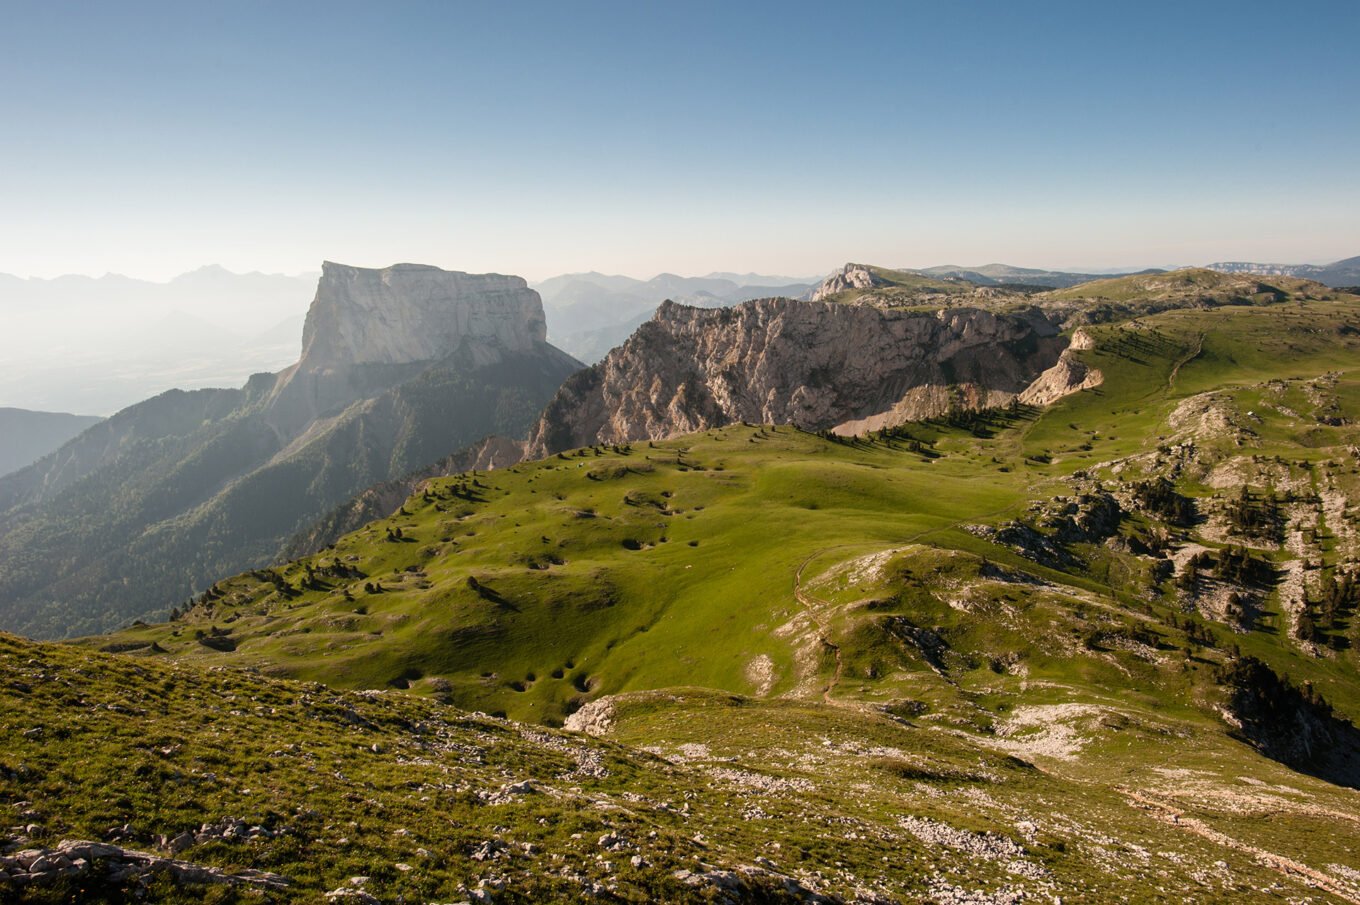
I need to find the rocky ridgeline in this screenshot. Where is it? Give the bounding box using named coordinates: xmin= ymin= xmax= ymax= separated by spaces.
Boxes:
xmin=0 ymin=839 xmax=288 ymax=893
xmin=1207 ymin=255 xmax=1360 ymax=288
xmin=526 ymin=297 xmax=1087 ymax=455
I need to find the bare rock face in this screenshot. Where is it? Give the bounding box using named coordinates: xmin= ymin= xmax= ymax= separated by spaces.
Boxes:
xmin=1017 ymin=328 xmax=1104 ymax=406
xmin=563 ymin=696 xmax=618 ymax=736
xmin=526 ymin=297 xmax=1069 ymax=456
xmin=298 ymin=262 xmax=547 ymax=371
xmin=809 ymin=263 xmax=887 ymax=301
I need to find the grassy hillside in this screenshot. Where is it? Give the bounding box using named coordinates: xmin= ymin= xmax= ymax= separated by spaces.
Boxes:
xmin=7 ymin=630 xmax=1360 ymax=904
xmin=862 ymin=265 xmax=971 ymax=292
xmin=1042 ymin=267 xmax=1333 ymax=306
xmin=43 ymin=287 xmax=1360 ymax=901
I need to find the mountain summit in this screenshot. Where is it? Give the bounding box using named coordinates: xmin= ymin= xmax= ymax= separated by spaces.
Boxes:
xmin=299 ymin=262 xmax=547 ymax=370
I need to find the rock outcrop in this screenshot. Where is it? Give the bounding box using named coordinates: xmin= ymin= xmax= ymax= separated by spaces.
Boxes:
xmin=809 ymin=263 xmax=888 ymax=301
xmin=1017 ymin=328 xmax=1103 ymax=405
xmin=563 ymin=696 xmax=618 ymax=736
xmin=0 ymin=839 xmax=289 ymax=893
xmin=526 ymin=297 xmax=1069 ymax=455
xmin=299 ymin=263 xmax=546 ymax=370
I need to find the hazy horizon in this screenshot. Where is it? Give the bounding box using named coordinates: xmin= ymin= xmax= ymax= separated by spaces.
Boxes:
xmin=4 ymin=253 xmax=1357 ymax=288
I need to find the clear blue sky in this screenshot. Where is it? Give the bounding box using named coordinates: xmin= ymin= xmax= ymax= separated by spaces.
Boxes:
xmin=2 ymin=0 xmax=1356 ymax=280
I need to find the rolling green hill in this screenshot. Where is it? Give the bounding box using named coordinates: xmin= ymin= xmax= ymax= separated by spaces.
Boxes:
xmin=104 ymin=291 xmax=1360 ymax=722
xmin=16 ymin=279 xmax=1360 ymax=902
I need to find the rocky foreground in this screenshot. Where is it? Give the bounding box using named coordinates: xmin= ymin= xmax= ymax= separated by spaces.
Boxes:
xmin=7 ymin=629 xmax=1360 ymax=904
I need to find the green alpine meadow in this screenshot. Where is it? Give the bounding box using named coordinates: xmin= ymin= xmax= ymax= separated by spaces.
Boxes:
xmin=4 ymin=4 xmax=1360 ymax=902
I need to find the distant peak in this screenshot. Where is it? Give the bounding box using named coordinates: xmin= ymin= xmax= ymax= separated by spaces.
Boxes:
xmin=809 ymin=263 xmax=888 ymax=300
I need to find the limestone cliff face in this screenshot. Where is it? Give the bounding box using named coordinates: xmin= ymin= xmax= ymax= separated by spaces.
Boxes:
xmin=1017 ymin=328 xmax=1104 ymax=406
xmin=298 ymin=262 xmax=547 ymax=371
xmin=263 ymin=263 xmax=556 ymax=436
xmin=526 ymin=297 xmax=1068 ymax=456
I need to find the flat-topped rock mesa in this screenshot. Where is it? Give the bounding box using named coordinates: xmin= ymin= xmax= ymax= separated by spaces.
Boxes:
xmin=526 ymin=296 xmax=1082 ymax=456
xmin=298 ymin=262 xmax=547 ymax=371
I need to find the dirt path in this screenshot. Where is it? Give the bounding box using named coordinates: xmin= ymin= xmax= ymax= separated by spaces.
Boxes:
xmin=792 ymin=548 xmax=852 ymax=703
xmin=1167 ymin=331 xmax=1206 ymax=391
xmin=1123 ymin=789 xmax=1360 ymax=904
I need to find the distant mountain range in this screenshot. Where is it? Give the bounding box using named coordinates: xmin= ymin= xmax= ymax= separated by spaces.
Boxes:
xmin=0 ymin=408 xmax=103 ymax=478
xmin=1205 ymin=255 xmax=1360 ymax=287
xmin=3 ymin=257 xmax=1354 ymax=414
xmin=897 ymin=257 xmax=1360 ymax=291
xmin=913 ymin=263 xmax=1165 ymax=288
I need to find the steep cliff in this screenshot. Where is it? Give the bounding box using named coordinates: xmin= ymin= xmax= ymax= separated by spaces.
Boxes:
xmin=1016 ymin=328 xmax=1104 ymax=405
xmin=298 ymin=262 xmax=546 ymax=370
xmin=0 ymin=263 xmax=580 ymax=638
xmin=526 ymin=297 xmax=1070 ymax=456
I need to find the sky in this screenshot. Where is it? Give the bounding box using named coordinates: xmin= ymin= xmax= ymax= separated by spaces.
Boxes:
xmin=1 ymin=0 xmax=1357 ymax=282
